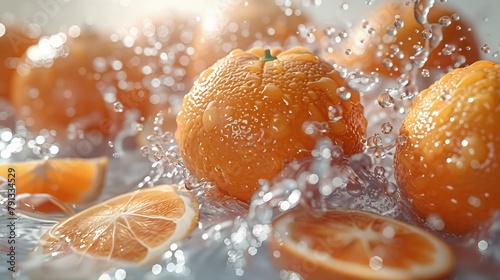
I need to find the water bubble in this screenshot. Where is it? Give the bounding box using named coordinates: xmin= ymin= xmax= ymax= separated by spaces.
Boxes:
xmin=341 ymin=2 xmax=349 ymax=10
xmin=421 ymin=69 xmax=430 ymax=77
xmin=108 ymin=141 xmax=114 ymax=148
xmin=381 ymin=122 xmax=393 ymax=134
xmin=439 ymin=16 xmax=452 ymax=27
xmin=421 ymin=29 xmax=432 ymax=40
xmin=413 ymin=44 xmax=423 ymax=53
xmin=393 ymin=16 xmax=404 ymax=29
xmin=451 ymin=14 xmax=460 ymax=21
xmin=140 ymin=146 xmax=150 ymax=157
xmin=377 ymin=92 xmax=395 ymax=108
xmin=113 ymin=101 xmax=124 ymax=112
xmin=345 ymin=49 xmax=352 ymax=55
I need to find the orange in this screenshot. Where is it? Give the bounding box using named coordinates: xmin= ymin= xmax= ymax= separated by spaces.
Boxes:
xmin=191 ymin=0 xmax=310 ymax=76
xmin=327 ymin=0 xmax=480 ymax=77
xmin=175 ymin=47 xmax=367 ymax=202
xmin=270 ymin=208 xmax=455 ymax=280
xmin=0 ymin=156 xmax=107 ymax=206
xmin=10 ymin=31 xmax=152 ymax=139
xmin=0 ymin=21 xmax=38 ymax=100
xmin=30 ymin=184 xmax=199 ymax=274
xmin=394 ymin=60 xmax=500 ymax=234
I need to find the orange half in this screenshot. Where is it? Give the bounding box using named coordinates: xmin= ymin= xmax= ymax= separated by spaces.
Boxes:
xmin=270 ymin=208 xmax=455 ymax=280
xmin=33 ymin=184 xmax=199 ymax=267
xmin=0 ymin=157 xmax=108 ymax=205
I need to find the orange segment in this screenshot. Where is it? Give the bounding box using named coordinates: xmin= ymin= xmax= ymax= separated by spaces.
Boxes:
xmin=0 ymin=156 xmax=107 ymax=205
xmin=175 ymin=46 xmax=367 ymax=202
xmin=32 ymin=184 xmax=199 ymax=267
xmin=270 ymin=208 xmax=455 ymax=280
xmin=394 ymin=60 xmax=500 ymax=234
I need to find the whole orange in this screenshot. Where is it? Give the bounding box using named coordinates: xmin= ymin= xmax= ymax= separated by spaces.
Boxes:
xmin=394 ymin=60 xmax=500 ymax=235
xmin=328 ymin=0 xmax=480 ymax=77
xmin=191 ymin=0 xmax=310 ymax=76
xmin=0 ymin=21 xmax=37 ymax=100
xmin=11 ymin=31 xmax=151 ymax=139
xmin=175 ymin=47 xmax=367 ymax=201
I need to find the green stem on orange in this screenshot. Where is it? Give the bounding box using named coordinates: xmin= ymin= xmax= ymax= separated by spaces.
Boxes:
xmin=261 ymin=49 xmax=277 ymax=62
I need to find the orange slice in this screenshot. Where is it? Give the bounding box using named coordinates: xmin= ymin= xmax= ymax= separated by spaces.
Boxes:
xmin=32 ymin=184 xmax=199 ymax=268
xmin=270 ymin=208 xmax=455 ymax=280
xmin=0 ymin=157 xmax=107 ymax=205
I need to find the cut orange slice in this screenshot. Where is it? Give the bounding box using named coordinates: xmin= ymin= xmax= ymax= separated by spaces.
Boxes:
xmin=270 ymin=208 xmax=455 ymax=280
xmin=32 ymin=184 xmax=199 ymax=268
xmin=0 ymin=157 xmax=108 ymax=205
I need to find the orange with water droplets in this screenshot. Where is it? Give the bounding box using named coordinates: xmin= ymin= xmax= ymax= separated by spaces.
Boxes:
xmin=270 ymin=208 xmax=455 ymax=280
xmin=175 ymin=46 xmax=367 ymax=201
xmin=394 ymin=60 xmax=500 ymax=234
xmin=10 ymin=31 xmax=153 ymax=139
xmin=29 ymin=184 xmax=199 ymax=276
xmin=191 ymin=0 xmax=310 ymax=76
xmin=327 ymin=0 xmax=480 ymax=78
xmin=0 ymin=156 xmax=107 ymax=206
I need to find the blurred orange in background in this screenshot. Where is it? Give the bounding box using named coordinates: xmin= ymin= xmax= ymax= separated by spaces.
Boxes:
xmin=0 ymin=17 xmax=38 ymax=100
xmin=325 ymin=0 xmax=480 ymax=78
xmin=190 ymin=0 xmax=310 ymax=76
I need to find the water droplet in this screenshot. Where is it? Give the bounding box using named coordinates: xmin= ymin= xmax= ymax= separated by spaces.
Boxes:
xmin=413 ymin=44 xmax=423 ymax=53
xmin=113 ymin=101 xmax=124 ymax=112
xmin=390 ymin=44 xmax=400 ymax=54
xmin=108 ymin=141 xmax=114 ymax=148
xmin=402 ymin=84 xmax=418 ymax=100
xmin=414 ymin=0 xmax=435 ymax=25
xmin=336 ymin=87 xmax=352 ymax=100
xmin=421 ymin=69 xmax=430 ymax=77
xmin=441 ymin=44 xmax=456 ymax=56
xmin=439 ymin=16 xmax=452 ymax=27
xmin=481 ymin=44 xmax=491 ymax=54
xmin=346 ymin=181 xmax=363 ymax=197
xmin=341 ymin=2 xmax=349 ymax=10
xmin=345 ymin=70 xmax=379 ymax=92
xmin=381 ymin=122 xmax=393 ymax=134
xmin=345 ymin=49 xmax=352 ymax=55
xmin=393 ymin=16 xmax=404 ymax=29
xmin=382 ymin=58 xmax=393 ymax=69
xmin=377 ymin=92 xmax=395 ymax=108
xmin=451 ymin=14 xmax=460 ymax=21
xmin=386 ymin=26 xmax=397 ymax=36
xmin=328 ymin=105 xmax=343 ymax=121
xmin=140 ymin=146 xmax=150 ymax=157
xmin=410 ymin=48 xmax=429 ymax=68
xmin=421 ymin=29 xmax=432 ymax=40
xmin=440 ymin=91 xmax=452 ymax=100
